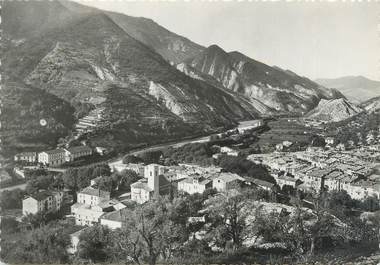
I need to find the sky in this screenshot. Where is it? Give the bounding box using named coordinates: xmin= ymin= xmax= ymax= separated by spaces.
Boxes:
xmin=75 ymin=0 xmax=380 ymax=81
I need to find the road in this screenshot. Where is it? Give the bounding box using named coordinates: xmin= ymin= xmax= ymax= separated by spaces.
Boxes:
xmin=109 ymin=119 xmax=263 ymax=169
xmin=0 ymin=182 xmax=27 ymax=192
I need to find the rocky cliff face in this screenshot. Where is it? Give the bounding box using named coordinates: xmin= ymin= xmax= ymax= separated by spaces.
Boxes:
xmin=183 ymin=45 xmax=344 ymax=114
xmin=361 ymin=96 xmax=380 ymax=113
xmin=306 ymin=98 xmax=363 ymax=122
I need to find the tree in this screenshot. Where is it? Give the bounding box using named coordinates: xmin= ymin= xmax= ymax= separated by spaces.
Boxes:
xmin=124 ymin=199 xmax=183 ymax=265
xmin=123 ymin=155 xmax=144 ymax=164
xmin=25 ymin=174 xmax=55 ymax=194
xmin=205 ymin=190 xmax=254 ymax=251
xmin=62 ymin=168 xmax=78 ymax=191
xmin=77 ymin=224 xmax=114 ymax=263
xmin=112 ymin=224 xmax=144 ymax=265
xmin=92 ymin=164 xmax=111 ymax=178
xmin=1 ymin=217 xmax=20 ymax=235
xmin=1 ymin=223 xmax=70 ymax=264
xmin=139 ymin=151 xmax=163 ymax=164
xmin=0 ymin=188 xmax=26 ymax=209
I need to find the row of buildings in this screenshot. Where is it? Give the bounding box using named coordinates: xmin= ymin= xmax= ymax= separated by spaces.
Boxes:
xmin=248 ymin=146 xmax=380 ymax=201
xmin=14 ymin=146 xmax=93 ymax=166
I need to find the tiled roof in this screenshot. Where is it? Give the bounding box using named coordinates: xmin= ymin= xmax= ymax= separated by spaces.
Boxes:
xmin=79 ymin=186 xmax=110 ymax=198
xmin=214 ymin=173 xmax=245 ymax=183
xmin=66 ymin=146 xmax=92 ymax=154
xmin=101 ymin=208 xmax=130 ymax=222
xmin=28 ymin=190 xmax=53 ymax=201
xmin=131 ymin=181 xmax=152 ymax=192
xmin=40 ymin=149 xmax=66 ymax=155
xmin=16 ymin=152 xmax=36 ymax=157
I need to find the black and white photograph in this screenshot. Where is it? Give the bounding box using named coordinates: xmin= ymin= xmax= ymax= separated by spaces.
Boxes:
xmin=1 ymin=0 xmax=380 ymax=264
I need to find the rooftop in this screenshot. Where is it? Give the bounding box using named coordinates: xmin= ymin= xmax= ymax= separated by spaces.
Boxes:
xmin=79 ymin=186 xmax=110 ymax=198
xmin=101 ymin=208 xmax=130 ymax=222
xmin=65 ymin=146 xmax=92 ymax=154
xmin=131 ymin=181 xmax=152 ymax=192
xmin=26 ymin=190 xmax=53 ymax=201
xmin=40 ymin=149 xmax=65 ymax=155
xmin=214 ymin=172 xmax=245 ymax=183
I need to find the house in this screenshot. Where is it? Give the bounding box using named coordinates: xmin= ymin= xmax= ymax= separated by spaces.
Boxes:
xmin=38 ymin=149 xmax=66 ymax=166
xmin=95 ymin=147 xmax=107 ymax=155
xmin=178 ymin=175 xmax=213 ymax=195
xmin=71 ymin=186 xmax=112 ymax=226
xmin=325 ymin=137 xmax=335 ymax=146
xmin=276 ymin=144 xmax=284 ymax=151
xmin=22 ymin=190 xmax=64 ymax=216
xmin=130 ymin=180 xmax=152 ymax=204
xmin=14 ymin=152 xmax=37 ymax=163
xmin=64 ymin=146 xmax=93 ymax=162
xmin=77 ymin=186 xmax=111 ymax=207
xmin=220 ymin=146 xmax=239 ymax=156
xmin=276 ymin=176 xmax=297 ymax=188
xmin=248 ymin=178 xmax=275 ymax=191
xmin=71 ymin=203 xmax=106 ymax=226
xmin=100 ymin=207 xmax=129 ymax=229
xmin=212 ymin=173 xmax=245 ymax=192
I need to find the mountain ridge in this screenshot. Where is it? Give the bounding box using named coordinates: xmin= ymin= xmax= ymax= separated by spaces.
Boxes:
xmin=181 ymin=44 xmax=344 ymax=114
xmin=315 ymin=76 xmax=380 ymax=103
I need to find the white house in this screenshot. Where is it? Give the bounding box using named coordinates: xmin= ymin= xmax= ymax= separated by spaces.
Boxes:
xmin=38 ymin=149 xmax=66 ymax=166
xmin=220 ymin=147 xmax=239 ymax=157
xmin=178 ymin=175 xmax=213 ymax=195
xmin=64 ymin=146 xmax=93 ymax=162
xmin=77 ymin=186 xmax=111 ymax=207
xmin=212 ymin=173 xmax=245 ymax=192
xmin=22 ymin=190 xmax=64 ymax=216
xmin=71 ymin=186 xmax=112 ymax=226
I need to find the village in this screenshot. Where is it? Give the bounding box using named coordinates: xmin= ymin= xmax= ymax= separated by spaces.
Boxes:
xmin=5 ymin=122 xmax=378 ymax=257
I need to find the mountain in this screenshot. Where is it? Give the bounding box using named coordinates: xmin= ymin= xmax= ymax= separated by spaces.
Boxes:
xmin=315 ymin=76 xmax=380 ymax=103
xmin=180 ymin=45 xmax=344 ymax=114
xmin=1 ymin=80 xmax=76 ymax=157
xmin=361 ymin=96 xmax=380 ymax=113
xmin=2 ymin=0 xmax=255 ymax=152
xmin=59 ymin=0 xmax=205 ymax=64
xmin=306 ymin=98 xmax=363 ymax=122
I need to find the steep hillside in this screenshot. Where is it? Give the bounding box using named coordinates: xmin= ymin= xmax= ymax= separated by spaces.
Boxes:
xmin=306 ymin=98 xmax=363 ymax=122
xmin=106 ymin=12 xmax=204 ymax=64
xmin=316 ymin=76 xmax=380 ymax=103
xmin=361 ymin=96 xmax=380 ymax=113
xmin=182 ymin=45 xmax=344 ymax=114
xmin=58 ymin=0 xmax=205 ymax=64
xmin=2 ymin=0 xmax=255 ymax=152
xmin=1 ymin=80 xmax=75 ymax=156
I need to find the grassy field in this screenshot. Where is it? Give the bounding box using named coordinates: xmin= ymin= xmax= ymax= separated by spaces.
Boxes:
xmin=257 ymin=118 xmax=322 ymax=147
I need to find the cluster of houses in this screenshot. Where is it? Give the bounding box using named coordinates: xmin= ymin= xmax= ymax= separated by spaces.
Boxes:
xmin=248 ymin=145 xmax=380 ymax=201
xmin=14 ymin=146 xmax=94 ymax=167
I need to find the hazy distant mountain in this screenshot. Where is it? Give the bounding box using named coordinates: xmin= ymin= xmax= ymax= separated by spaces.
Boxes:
xmin=180 ymin=45 xmax=344 ymax=114
xmin=2 ymin=0 xmax=254 ymax=152
xmin=361 ymin=96 xmax=380 ymax=113
xmin=306 ymin=98 xmax=363 ymax=122
xmin=315 ymin=76 xmax=380 ymax=103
